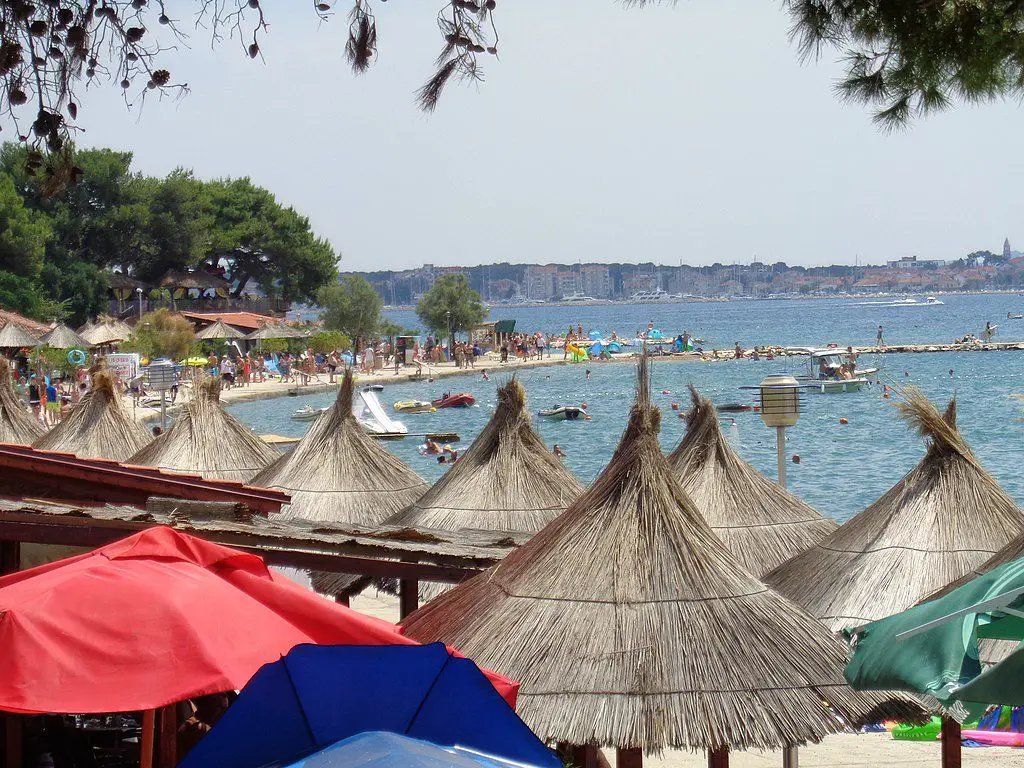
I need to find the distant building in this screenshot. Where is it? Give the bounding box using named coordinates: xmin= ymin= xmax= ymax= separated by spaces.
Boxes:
xmin=580 ymin=265 xmax=612 ymax=298
xmin=1004 ymin=238 xmax=1012 ymax=259
xmin=886 ymin=255 xmax=947 ymax=269
xmin=524 ymin=265 xmax=557 ymax=301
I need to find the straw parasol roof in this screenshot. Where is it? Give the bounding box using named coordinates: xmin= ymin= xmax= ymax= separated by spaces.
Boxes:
xmin=0 ymin=364 xmax=44 ymax=444
xmin=33 ymin=370 xmax=151 ymax=460
xmin=250 ymin=369 xmax=428 ymax=525
xmin=41 ymin=323 xmax=88 ymax=350
xmin=0 ymin=322 xmax=40 ymax=350
xmin=764 ymin=389 xmax=1024 ymax=634
xmin=246 ymin=323 xmax=308 ymax=341
xmin=402 ymin=359 xmax=916 ymax=754
xmin=194 ymin=319 xmax=245 ymax=341
xmin=128 ymin=377 xmax=278 ymax=482
xmin=316 ymin=378 xmax=584 ymax=599
xmin=79 ymin=317 xmax=133 ymax=347
xmin=666 ymin=385 xmax=837 ymax=577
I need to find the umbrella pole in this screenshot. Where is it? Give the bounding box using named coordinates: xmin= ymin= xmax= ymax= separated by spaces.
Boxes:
xmin=559 ymin=744 xmax=599 ymax=768
xmin=783 ymin=746 xmax=798 ymax=767
xmin=616 ymin=747 xmax=642 ymax=768
xmin=334 ymin=593 xmax=350 ymax=608
xmin=708 ymin=746 xmax=729 ymax=768
xmin=399 ymin=577 xmax=419 ymax=619
xmin=140 ymin=709 xmax=155 ymax=768
xmin=940 ymin=718 xmax=961 ymax=768
xmin=157 ymin=705 xmax=177 ymax=768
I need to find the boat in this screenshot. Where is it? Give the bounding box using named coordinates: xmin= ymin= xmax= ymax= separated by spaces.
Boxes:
xmin=394 ymin=400 xmax=436 ymax=413
xmin=628 ymin=289 xmax=673 ymax=303
xmin=291 ymin=405 xmax=328 ymax=421
xmin=354 ymin=385 xmax=408 ymax=434
xmin=850 ymin=296 xmax=944 ymax=307
xmin=797 ymin=350 xmax=871 ymax=393
xmin=561 ymin=293 xmax=597 ymax=303
xmin=432 ymin=392 xmax=476 ymax=408
xmin=1007 ymin=313 xmax=1023 ymax=320
xmin=716 ymin=403 xmax=752 ymax=413
xmin=538 ymin=405 xmax=588 ymax=421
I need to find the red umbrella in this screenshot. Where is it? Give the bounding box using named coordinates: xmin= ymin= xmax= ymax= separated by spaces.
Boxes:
xmin=0 ymin=527 xmax=517 ymax=714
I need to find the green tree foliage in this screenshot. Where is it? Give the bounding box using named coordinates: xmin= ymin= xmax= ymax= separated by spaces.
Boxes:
xmin=0 ymin=142 xmax=338 ymax=326
xmin=416 ymin=273 xmax=485 ymax=348
xmin=787 ymin=0 xmax=1024 ymax=127
xmin=308 ymin=330 xmax=352 ymax=354
xmin=205 ymin=178 xmax=337 ymax=302
xmin=317 ymin=276 xmax=383 ymax=347
xmin=125 ymin=309 xmax=197 ymax=360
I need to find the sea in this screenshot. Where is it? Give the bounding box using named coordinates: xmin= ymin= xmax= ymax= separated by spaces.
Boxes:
xmin=232 ymin=293 xmax=1024 ymax=523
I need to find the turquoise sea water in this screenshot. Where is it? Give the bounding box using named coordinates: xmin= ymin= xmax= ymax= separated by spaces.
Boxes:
xmin=230 ymin=295 xmax=1024 ymax=523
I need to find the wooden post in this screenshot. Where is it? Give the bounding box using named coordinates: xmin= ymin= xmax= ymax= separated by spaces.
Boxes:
xmin=156 ymin=705 xmax=177 ymax=768
xmin=4 ymin=714 xmax=22 ymax=768
xmin=399 ymin=578 xmax=419 ymax=619
xmin=0 ymin=541 xmax=19 ymax=575
xmin=941 ymin=718 xmax=961 ymax=768
xmin=783 ymin=746 xmax=798 ymax=767
xmin=616 ymin=747 xmax=642 ymax=768
xmin=0 ymin=544 xmax=20 ymax=768
xmin=334 ymin=593 xmax=350 ymax=608
xmin=708 ymin=746 xmax=729 ymax=768
xmin=140 ymin=709 xmax=156 ymax=768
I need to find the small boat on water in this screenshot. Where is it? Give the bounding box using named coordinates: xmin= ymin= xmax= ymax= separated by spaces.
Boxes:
xmin=394 ymin=400 xmax=436 ymax=413
xmin=291 ymin=405 xmax=328 ymax=421
xmin=797 ymin=350 xmax=871 ymax=394
xmin=538 ymin=405 xmax=588 ymax=421
xmin=716 ymin=403 xmax=752 ymax=413
xmin=432 ymin=392 xmax=476 ymax=409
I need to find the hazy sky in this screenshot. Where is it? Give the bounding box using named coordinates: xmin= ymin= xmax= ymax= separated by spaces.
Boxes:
xmin=53 ymin=0 xmax=1024 ymax=271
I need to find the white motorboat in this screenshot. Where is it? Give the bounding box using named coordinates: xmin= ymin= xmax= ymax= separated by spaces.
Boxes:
xmin=291 ymin=405 xmax=328 ymax=421
xmin=797 ymin=350 xmax=873 ymax=393
xmin=353 ymin=384 xmax=408 ymax=435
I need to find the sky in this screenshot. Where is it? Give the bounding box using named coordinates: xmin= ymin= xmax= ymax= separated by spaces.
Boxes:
xmin=41 ymin=0 xmax=1024 ymax=271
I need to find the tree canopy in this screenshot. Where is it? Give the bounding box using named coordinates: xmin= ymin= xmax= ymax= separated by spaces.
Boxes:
xmin=317 ymin=275 xmax=383 ymax=347
xmin=416 ymin=273 xmax=485 ymax=346
xmin=0 ymin=142 xmax=338 ymax=326
xmin=0 ymin=0 xmax=1018 ymax=171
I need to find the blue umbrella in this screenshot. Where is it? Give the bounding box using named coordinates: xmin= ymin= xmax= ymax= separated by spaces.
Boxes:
xmin=179 ymin=643 xmax=559 ymax=768
xmin=588 ymin=330 xmax=602 ymax=340
xmin=280 ymin=731 xmax=541 ymax=768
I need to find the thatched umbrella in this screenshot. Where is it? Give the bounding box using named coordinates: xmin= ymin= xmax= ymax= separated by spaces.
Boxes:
xmin=0 ymin=364 xmax=44 ymax=444
xmin=195 ymin=319 xmax=245 ymax=341
xmin=79 ymin=317 xmax=133 ymax=347
xmin=41 ymin=323 xmax=88 ymax=350
xmin=666 ymin=386 xmax=837 ymax=577
xmin=250 ymin=369 xmax=427 ymax=525
xmin=0 ymin=323 xmax=40 ymax=351
xmin=402 ymin=359 xmax=916 ymax=762
xmin=33 ymin=370 xmax=151 ymax=460
xmin=765 ymin=390 xmax=1024 ymax=634
xmin=317 ymin=378 xmax=583 ymax=599
xmin=128 ymin=377 xmax=278 ymax=482
xmin=245 ymin=323 xmax=307 ymax=341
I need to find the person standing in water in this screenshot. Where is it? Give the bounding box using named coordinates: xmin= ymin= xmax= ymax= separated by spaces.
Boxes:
xmin=876 ymin=325 xmax=884 ymax=347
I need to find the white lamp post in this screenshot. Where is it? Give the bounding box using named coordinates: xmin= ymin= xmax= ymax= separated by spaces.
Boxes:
xmin=757 ymin=374 xmax=801 ymax=489
xmin=757 ymin=374 xmax=801 ymax=768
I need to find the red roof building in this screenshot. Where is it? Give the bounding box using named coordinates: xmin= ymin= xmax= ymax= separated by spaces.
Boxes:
xmin=181 ymin=311 xmax=280 ymax=333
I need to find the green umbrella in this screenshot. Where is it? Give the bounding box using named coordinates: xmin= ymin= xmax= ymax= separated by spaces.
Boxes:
xmin=844 ymin=553 xmax=1024 ymax=718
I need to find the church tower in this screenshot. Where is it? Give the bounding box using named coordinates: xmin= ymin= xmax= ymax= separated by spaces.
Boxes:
xmin=1004 ymin=237 xmax=1012 ymax=259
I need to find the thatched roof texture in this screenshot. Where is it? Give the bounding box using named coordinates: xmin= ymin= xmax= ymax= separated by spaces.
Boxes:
xmin=79 ymin=317 xmax=133 ymax=347
xmin=195 ymin=319 xmax=245 ymax=341
xmin=666 ymin=386 xmax=837 ymax=577
xmin=765 ymin=390 xmax=1024 ymax=633
xmin=33 ymin=370 xmax=151 ymax=460
xmin=402 ymin=359 xmax=915 ymax=753
xmin=0 ymin=323 xmax=39 ymax=350
xmin=0 ymin=364 xmax=44 ymax=444
xmin=318 ymin=379 xmax=583 ymax=599
xmin=41 ymin=323 xmax=88 ymax=350
xmin=128 ymin=377 xmax=277 ymax=482
xmin=250 ymin=369 xmax=428 ymax=524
